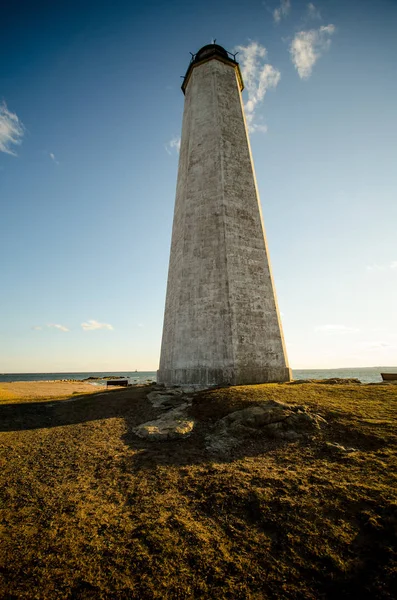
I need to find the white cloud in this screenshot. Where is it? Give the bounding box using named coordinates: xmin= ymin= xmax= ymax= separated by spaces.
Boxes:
xmin=315 ymin=324 xmax=360 ymax=334
xmin=307 ymin=3 xmax=321 ymax=20
xmin=290 ymin=24 xmax=335 ymax=79
xmin=49 ymin=152 xmax=59 ymax=165
xmin=359 ymin=340 xmax=397 ymax=351
xmin=235 ymin=41 xmax=281 ymax=133
xmin=0 ymin=101 xmax=24 ymax=156
xmin=273 ymin=0 xmax=291 ymax=23
xmin=48 ymin=323 xmax=69 ymax=332
xmin=165 ymin=136 xmax=181 ymax=155
xmin=81 ymin=319 xmax=113 ymax=331
xmin=248 ymin=123 xmax=268 ymax=134
xmin=366 ymin=261 xmax=397 ymax=272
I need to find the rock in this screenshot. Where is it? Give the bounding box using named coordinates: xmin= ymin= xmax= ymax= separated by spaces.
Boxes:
xmin=146 ymin=390 xmax=185 ymax=409
xmin=285 ymin=411 xmax=326 ymax=431
xmin=290 ymin=378 xmax=361 ymax=385
xmin=205 ymin=431 xmax=237 ymax=454
xmin=137 ymin=388 xmax=195 ymax=440
xmin=219 ymin=401 xmax=325 ymax=435
xmin=134 ymin=403 xmax=194 ymax=440
xmin=223 ymin=404 xmax=290 ymax=427
xmin=206 ymin=400 xmax=326 ymax=453
xmin=319 ymin=378 xmax=361 ymax=385
xmin=178 ymin=384 xmax=213 ymax=393
xmin=325 ymin=442 xmax=357 ymax=453
xmin=160 ymin=396 xmax=192 ymax=410
xmin=283 ymin=430 xmax=302 ymax=441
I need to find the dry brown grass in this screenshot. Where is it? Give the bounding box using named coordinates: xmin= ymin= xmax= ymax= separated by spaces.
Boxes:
xmin=0 ymin=381 xmax=117 ymax=403
xmin=0 ymin=382 xmax=396 ymax=599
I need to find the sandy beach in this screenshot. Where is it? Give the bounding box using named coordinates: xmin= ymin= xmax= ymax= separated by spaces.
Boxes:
xmin=0 ymin=380 xmax=109 ymax=403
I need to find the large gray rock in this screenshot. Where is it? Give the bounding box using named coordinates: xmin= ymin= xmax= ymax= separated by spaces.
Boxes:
xmin=222 ymin=402 xmax=292 ymax=428
xmin=146 ymin=390 xmax=185 ymax=409
xmin=134 ymin=402 xmax=194 ymax=440
xmin=206 ymin=400 xmax=326 ymax=453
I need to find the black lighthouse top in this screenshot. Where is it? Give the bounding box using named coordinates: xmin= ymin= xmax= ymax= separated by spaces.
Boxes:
xmin=181 ymin=43 xmax=244 ymax=94
xmin=195 ymin=44 xmax=230 ymax=62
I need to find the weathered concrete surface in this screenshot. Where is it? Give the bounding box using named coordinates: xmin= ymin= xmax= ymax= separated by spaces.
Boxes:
xmin=158 ymin=51 xmax=291 ymax=387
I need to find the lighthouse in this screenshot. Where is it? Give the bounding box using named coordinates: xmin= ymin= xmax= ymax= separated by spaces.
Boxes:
xmin=158 ymin=44 xmax=291 ymax=387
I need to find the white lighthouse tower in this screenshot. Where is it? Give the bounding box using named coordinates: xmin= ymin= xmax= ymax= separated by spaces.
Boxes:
xmin=158 ymin=44 xmax=291 ymax=387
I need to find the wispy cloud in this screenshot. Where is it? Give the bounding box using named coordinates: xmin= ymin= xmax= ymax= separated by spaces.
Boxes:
xmin=359 ymin=340 xmax=397 ymax=351
xmin=0 ymin=101 xmax=24 ymax=156
xmin=165 ymin=136 xmax=181 ymax=155
xmin=273 ymin=0 xmax=291 ymax=23
xmin=81 ymin=319 xmax=113 ymax=331
xmin=235 ymin=41 xmax=280 ymax=133
xmin=31 ymin=326 xmax=43 ymax=331
xmin=366 ymin=261 xmax=397 ymax=272
xmin=49 ymin=152 xmax=59 ymax=165
xmin=315 ymin=324 xmax=360 ymax=334
xmin=306 ymin=2 xmax=321 ymax=20
xmin=290 ymin=24 xmax=335 ymax=79
xmin=48 ymin=323 xmax=69 ymax=332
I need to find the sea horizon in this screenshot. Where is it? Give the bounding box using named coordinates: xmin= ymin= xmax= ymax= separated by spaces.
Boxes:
xmin=1 ymin=366 xmax=396 ymax=384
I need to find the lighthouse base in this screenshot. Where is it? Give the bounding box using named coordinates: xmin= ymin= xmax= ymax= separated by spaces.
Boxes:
xmin=157 ymin=366 xmax=292 ymax=388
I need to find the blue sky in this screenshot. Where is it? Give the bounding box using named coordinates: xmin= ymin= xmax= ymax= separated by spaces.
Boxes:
xmin=1 ymin=0 xmax=396 ymax=372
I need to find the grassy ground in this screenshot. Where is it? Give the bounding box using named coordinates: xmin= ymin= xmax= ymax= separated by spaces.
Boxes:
xmin=0 ymin=381 xmax=116 ymax=403
xmin=0 ymin=382 xmax=396 ymax=599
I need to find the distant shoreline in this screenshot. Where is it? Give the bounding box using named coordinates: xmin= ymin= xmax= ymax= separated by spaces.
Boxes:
xmin=0 ymin=367 xmax=396 ymax=385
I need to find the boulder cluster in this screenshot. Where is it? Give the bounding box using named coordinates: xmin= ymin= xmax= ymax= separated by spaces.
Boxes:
xmin=134 ymin=389 xmax=327 ymax=452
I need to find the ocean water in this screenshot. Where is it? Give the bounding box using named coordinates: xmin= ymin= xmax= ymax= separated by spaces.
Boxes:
xmin=0 ymin=367 xmax=396 ymax=384
xmin=0 ymin=371 xmax=157 ymax=385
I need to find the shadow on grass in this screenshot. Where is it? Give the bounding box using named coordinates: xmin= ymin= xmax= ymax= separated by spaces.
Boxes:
xmin=0 ymin=385 xmax=301 ymax=467
xmin=0 ymin=386 xmax=154 ymax=433
xmin=0 ymin=384 xmax=390 ymax=470
xmin=1 ymin=385 xmax=396 ymax=600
